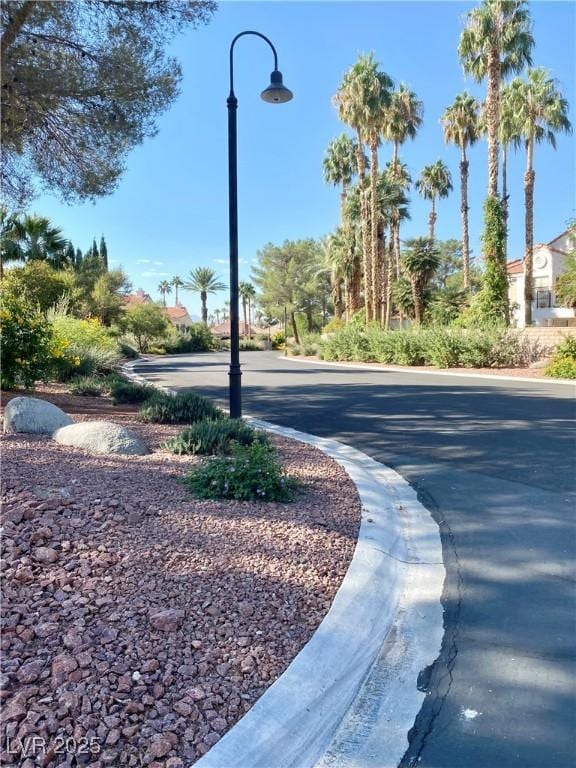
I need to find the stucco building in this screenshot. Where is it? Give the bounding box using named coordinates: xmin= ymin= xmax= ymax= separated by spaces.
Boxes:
xmin=507 ymin=230 xmax=575 ymax=327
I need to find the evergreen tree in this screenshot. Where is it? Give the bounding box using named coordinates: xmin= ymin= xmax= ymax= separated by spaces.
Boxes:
xmin=75 ymin=248 xmax=83 ymax=268
xmin=99 ymin=236 xmax=108 ymax=272
xmin=65 ymin=241 xmax=75 ymax=267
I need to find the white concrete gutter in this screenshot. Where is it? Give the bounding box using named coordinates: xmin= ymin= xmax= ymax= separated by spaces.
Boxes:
xmin=122 ymin=359 xmax=446 ymax=767
xmin=196 ymin=422 xmax=445 ymax=768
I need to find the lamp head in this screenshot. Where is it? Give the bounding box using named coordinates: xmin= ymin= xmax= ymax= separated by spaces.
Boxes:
xmin=261 ymin=69 xmax=293 ymax=104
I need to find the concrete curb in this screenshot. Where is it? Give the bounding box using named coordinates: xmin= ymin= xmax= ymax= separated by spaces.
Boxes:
xmin=123 ymin=359 xmax=446 ymax=768
xmin=279 ymin=354 xmax=576 ymax=386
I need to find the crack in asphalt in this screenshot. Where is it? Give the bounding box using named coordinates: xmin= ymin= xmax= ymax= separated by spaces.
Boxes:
xmin=399 ymin=488 xmax=464 ymax=768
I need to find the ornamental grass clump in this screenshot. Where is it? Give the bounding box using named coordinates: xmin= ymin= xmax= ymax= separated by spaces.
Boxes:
xmin=69 ymin=375 xmax=106 ymax=396
xmin=165 ymin=418 xmax=268 ymax=455
xmin=111 ymin=378 xmax=156 ymax=405
xmin=138 ymin=391 xmax=224 ymax=424
xmin=184 ymin=442 xmax=298 ymax=502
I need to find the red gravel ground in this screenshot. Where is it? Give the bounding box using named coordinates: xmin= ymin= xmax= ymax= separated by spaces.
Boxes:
xmin=0 ymin=388 xmax=361 ymax=767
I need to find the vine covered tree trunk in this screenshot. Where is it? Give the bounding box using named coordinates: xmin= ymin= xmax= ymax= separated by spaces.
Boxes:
xmin=487 ymin=48 xmax=501 ymax=197
xmin=370 ymin=138 xmax=379 ymax=323
xmin=524 ymin=139 xmax=535 ymax=327
xmin=460 ymin=151 xmax=470 ymax=290
xmin=501 ymin=145 xmax=508 ymax=261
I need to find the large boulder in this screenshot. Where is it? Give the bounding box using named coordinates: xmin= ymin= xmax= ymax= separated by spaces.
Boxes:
xmin=3 ymin=397 xmax=73 ymax=435
xmin=53 ymin=421 xmax=148 ymax=456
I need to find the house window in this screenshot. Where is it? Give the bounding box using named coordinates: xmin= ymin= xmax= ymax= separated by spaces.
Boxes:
xmin=536 ymin=290 xmax=552 ymax=308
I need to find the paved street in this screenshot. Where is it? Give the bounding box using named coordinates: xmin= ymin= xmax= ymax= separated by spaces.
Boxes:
xmin=135 ymin=351 xmax=576 ymax=768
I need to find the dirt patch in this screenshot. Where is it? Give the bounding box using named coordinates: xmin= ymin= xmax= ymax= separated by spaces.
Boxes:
xmin=1 ymin=388 xmax=361 ymax=766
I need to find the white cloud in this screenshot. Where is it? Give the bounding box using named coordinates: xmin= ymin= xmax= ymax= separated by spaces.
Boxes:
xmin=142 ymin=270 xmax=169 ymax=278
xmin=153 ymin=261 xmax=164 ymax=266
xmin=136 ymin=259 xmax=151 ymax=264
xmin=213 ymin=258 xmax=228 ymax=265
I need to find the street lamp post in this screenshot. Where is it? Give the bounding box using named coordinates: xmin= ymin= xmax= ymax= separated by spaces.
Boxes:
xmin=227 ymin=31 xmax=292 ymax=419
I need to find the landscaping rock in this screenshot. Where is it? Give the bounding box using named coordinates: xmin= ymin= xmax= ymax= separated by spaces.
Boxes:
xmin=53 ymin=420 xmax=148 ymax=455
xmin=3 ymin=397 xmax=73 ymax=435
xmin=149 ymin=609 xmax=185 ymax=632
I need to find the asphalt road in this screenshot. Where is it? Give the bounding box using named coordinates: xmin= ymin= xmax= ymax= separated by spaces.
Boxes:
xmin=134 ymin=351 xmax=576 ymax=768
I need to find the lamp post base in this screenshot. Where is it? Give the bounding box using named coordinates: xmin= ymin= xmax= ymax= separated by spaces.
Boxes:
xmin=229 ymin=366 xmax=242 ymax=419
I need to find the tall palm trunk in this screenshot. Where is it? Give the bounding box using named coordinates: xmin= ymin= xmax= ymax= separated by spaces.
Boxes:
xmin=242 ymin=296 xmax=248 ymax=337
xmin=460 ymin=147 xmax=470 ymax=290
xmin=175 ymin=284 xmax=179 ymax=305
xmin=411 ymin=278 xmax=423 ymax=325
xmin=369 ymin=137 xmax=380 ymax=322
xmin=523 ymin=137 xmax=535 ymax=327
xmin=428 ymin=198 xmax=437 ymax=240
xmin=248 ymin=296 xmax=252 ymax=338
xmin=487 ymin=48 xmax=501 ymax=196
xmin=385 ymin=236 xmax=394 ymax=330
xmin=376 ymin=220 xmax=386 ymax=325
xmin=201 ymin=291 xmax=208 ymax=325
xmin=349 ymin=254 xmax=362 ymax=318
xmin=355 ymin=132 xmax=371 ymax=323
xmin=501 ymin=144 xmax=508 ymax=261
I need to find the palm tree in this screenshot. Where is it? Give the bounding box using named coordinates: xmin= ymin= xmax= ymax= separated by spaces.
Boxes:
xmin=365 ymin=66 xmax=394 ymax=323
xmin=323 ymin=133 xmax=359 ymax=219
xmin=459 ymin=0 xmax=534 ymax=197
xmin=16 ymin=214 xmax=68 ymax=267
xmin=383 ymin=84 xmax=423 ymax=282
xmin=239 ymin=281 xmax=256 ymax=337
xmin=0 ymin=208 xmax=25 ymax=278
xmin=172 ymin=275 xmax=184 ymax=305
xmin=441 ymin=92 xmax=480 ymax=289
xmin=402 ymin=237 xmax=441 ymax=325
xmin=384 ymin=160 xmax=412 ymax=280
xmin=334 ymin=54 xmax=382 ymax=322
xmin=184 ymin=267 xmax=226 ymax=325
xmin=158 ymin=280 xmax=172 ymax=306
xmin=507 ymin=68 xmax=572 ymax=326
xmin=497 ymin=86 xmax=520 ymax=260
xmin=416 ymin=161 xmax=453 ymax=240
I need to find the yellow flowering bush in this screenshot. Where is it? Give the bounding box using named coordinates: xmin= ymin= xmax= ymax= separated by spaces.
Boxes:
xmin=0 ymin=293 xmax=54 ymax=389
xmin=51 ymin=315 xmax=121 ymax=380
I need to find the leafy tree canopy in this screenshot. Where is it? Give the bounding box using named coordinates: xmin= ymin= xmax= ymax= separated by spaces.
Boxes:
xmin=1 ymin=0 xmax=216 ymax=205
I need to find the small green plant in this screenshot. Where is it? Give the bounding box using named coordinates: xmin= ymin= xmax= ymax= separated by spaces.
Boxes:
xmin=184 ymin=442 xmax=298 ymax=501
xmin=138 ymin=391 xmax=224 ymax=424
xmin=0 ymin=292 xmax=54 ymax=389
xmin=165 ymin=418 xmax=268 ymax=455
xmin=119 ymin=341 xmax=139 ymax=359
xmin=111 ymin=378 xmax=156 ymax=404
xmin=69 ymin=375 xmax=106 ymax=396
xmin=271 ymin=331 xmax=286 ymax=349
xmin=544 ymin=334 xmax=576 ymax=379
xmin=544 ymin=357 xmax=576 ymax=379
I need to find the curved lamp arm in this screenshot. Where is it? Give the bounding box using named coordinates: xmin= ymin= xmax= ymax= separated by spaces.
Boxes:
xmin=229 ymin=30 xmax=278 ymax=97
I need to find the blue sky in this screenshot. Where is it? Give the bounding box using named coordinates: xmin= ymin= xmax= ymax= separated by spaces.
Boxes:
xmin=32 ymin=1 xmax=575 ymax=318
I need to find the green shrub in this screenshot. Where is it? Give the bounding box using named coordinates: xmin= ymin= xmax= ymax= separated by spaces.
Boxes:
xmin=322 ymin=317 xmax=345 ymax=334
xmin=165 ymin=324 xmax=215 ymax=354
xmin=183 ymin=442 xmax=298 ymax=501
xmin=69 ymin=375 xmax=106 ymax=396
xmin=165 ymin=418 xmax=268 ymax=455
xmin=424 ymin=329 xmax=464 ymax=368
xmin=271 ymin=331 xmax=286 ymax=349
xmin=544 ymin=357 xmax=576 ymax=379
xmin=119 ymin=341 xmax=139 ymax=359
xmin=321 ymin=324 xmax=372 ymax=361
xmin=51 ymin=315 xmax=121 ymax=380
xmin=0 ymin=292 xmax=54 ymax=389
xmin=543 ymin=334 xmax=576 ymax=379
xmin=111 ymin=378 xmax=156 ymax=404
xmin=239 ymin=339 xmax=263 ymax=351
xmin=138 ymin=391 xmax=224 ymax=424
xmin=390 ymin=332 xmax=426 ymax=366
xmin=554 ymin=334 xmax=576 ymax=360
